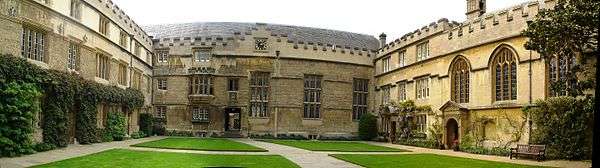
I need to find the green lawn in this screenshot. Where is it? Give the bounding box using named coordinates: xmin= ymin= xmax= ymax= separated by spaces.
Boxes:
xmin=131 ymin=137 xmax=267 ymax=152
xmin=261 ymin=140 xmax=407 ymax=152
xmin=331 ymin=154 xmax=548 ymax=168
xmin=33 ymin=149 xmax=298 ymax=168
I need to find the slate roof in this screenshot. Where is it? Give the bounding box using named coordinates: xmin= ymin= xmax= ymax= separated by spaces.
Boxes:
xmin=142 ymin=22 xmax=380 ymax=51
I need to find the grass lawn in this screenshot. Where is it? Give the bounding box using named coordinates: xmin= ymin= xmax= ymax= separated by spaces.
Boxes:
xmin=33 ymin=149 xmax=299 ymax=168
xmin=331 ymin=154 xmax=548 ymax=168
xmin=261 ymin=140 xmax=407 ymax=152
xmin=131 ymin=137 xmax=267 ymax=152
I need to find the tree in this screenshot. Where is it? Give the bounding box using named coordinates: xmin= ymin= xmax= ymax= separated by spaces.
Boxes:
xmin=522 ymin=0 xmax=598 ymax=162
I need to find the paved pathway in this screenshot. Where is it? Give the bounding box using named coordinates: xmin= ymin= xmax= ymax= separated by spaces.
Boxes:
xmin=232 ymin=139 xmax=364 ymax=168
xmin=0 ymin=136 xmax=165 ymax=168
xmin=1 ymin=137 xmax=591 ymax=168
xmin=365 ymin=141 xmax=592 ymax=168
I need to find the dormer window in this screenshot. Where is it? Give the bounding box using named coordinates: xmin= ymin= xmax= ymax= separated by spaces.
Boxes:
xmin=194 ymin=49 xmax=211 ymax=62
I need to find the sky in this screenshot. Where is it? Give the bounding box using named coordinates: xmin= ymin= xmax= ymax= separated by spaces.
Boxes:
xmin=112 ymin=0 xmax=530 ymax=40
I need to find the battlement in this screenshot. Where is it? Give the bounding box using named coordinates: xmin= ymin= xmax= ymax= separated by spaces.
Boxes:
xmin=149 ymin=23 xmax=379 ymax=58
xmin=378 ymin=18 xmax=453 ymax=55
xmin=445 ymin=0 xmax=555 ymax=41
xmin=84 ymin=0 xmax=153 ymax=50
xmin=377 ymin=0 xmax=556 ymax=57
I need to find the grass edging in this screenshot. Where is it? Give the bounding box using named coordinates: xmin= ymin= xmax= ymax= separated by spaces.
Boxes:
xmin=258 ymin=139 xmax=409 ymax=152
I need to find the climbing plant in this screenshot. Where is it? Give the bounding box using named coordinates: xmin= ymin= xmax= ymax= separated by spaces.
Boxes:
xmin=0 ymin=54 xmax=144 ymax=154
xmin=0 ymin=81 xmax=41 ymax=157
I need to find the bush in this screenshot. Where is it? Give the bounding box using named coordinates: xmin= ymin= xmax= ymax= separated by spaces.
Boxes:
xmin=97 ymin=129 xmax=113 ymax=142
xmin=106 ymin=112 xmax=127 ymax=141
xmin=139 ymin=113 xmax=154 ymax=137
xmin=130 ymin=132 xmax=147 ymax=139
xmin=460 ymin=145 xmax=510 ymax=156
xmin=397 ymin=138 xmax=438 ymax=149
xmin=152 ymin=118 xmax=166 ymax=136
xmin=358 ymin=113 xmax=377 ymax=141
xmin=33 ymin=143 xmax=56 ymax=152
xmin=0 ymin=82 xmax=41 ymax=157
xmin=524 ymin=96 xmax=594 ymax=160
xmin=249 ymin=133 xmax=275 ymax=139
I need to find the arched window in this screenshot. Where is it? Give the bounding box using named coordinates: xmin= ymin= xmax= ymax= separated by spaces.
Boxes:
xmin=548 ymin=54 xmax=575 ymax=96
xmin=492 ymin=47 xmax=517 ymax=101
xmin=451 ymin=57 xmax=470 ymax=103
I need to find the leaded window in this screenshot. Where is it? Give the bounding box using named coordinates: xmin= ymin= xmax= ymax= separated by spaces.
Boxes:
xmin=191 ymin=75 xmax=213 ymax=95
xmin=304 ymin=75 xmax=322 ymax=119
xmin=250 ymin=72 xmax=270 ymax=117
xmin=67 ymin=42 xmax=80 ymax=71
xmin=194 ymin=50 xmax=211 ymax=62
xmin=416 ymin=42 xmax=429 ymax=61
xmin=118 ymin=63 xmax=128 ymax=86
xmin=157 ymin=50 xmax=169 ymax=63
xmin=416 ymin=77 xmax=430 ymax=100
xmin=158 ymin=78 xmax=167 ymax=90
xmin=70 ymin=0 xmax=82 ymax=20
xmin=398 ymin=82 xmax=406 ymax=101
xmin=96 ymin=53 xmax=110 ymax=80
xmin=381 ymin=85 xmax=390 ymax=105
xmin=398 ymin=51 xmax=406 ymax=67
xmin=155 ymin=106 xmax=166 ymax=118
xmin=352 ymin=78 xmax=368 ymax=120
xmin=21 ymin=27 xmax=45 ymax=62
xmin=99 ymin=16 xmax=110 ymax=36
xmin=493 ymin=48 xmax=517 ymax=101
xmin=548 ymin=54 xmax=575 ymax=96
xmin=382 ymin=57 xmax=391 ymax=73
xmin=191 ymin=106 xmax=209 ymax=121
xmin=451 ymin=57 xmax=470 ymax=103
xmin=415 ymin=114 xmax=427 ymax=133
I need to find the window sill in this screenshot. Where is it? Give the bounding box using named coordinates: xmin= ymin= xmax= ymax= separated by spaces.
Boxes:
xmin=192 ymin=120 xmax=209 ymax=123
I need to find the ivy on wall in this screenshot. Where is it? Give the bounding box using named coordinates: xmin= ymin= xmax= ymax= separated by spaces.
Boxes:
xmin=0 ymin=81 xmax=41 ymax=157
xmin=0 ymin=54 xmax=144 ymax=155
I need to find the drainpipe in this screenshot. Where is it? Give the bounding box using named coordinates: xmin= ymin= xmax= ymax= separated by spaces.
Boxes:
xmin=527 ymin=50 xmax=533 ymax=143
xmin=274 ymin=51 xmax=280 ymax=137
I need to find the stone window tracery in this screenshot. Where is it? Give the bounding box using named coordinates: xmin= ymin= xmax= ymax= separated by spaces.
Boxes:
xmin=492 ymin=47 xmax=517 ymax=101
xmin=451 ymin=57 xmax=470 ymax=103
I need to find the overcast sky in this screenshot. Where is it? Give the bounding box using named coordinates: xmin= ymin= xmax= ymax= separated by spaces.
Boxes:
xmin=112 ymin=0 xmax=530 ymax=40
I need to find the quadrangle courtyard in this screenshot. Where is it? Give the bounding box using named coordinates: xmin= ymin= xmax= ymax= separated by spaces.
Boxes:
xmin=0 ymin=137 xmax=590 ymax=168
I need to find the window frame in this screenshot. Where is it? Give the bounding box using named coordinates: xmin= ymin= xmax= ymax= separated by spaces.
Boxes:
xmin=416 ymin=41 xmax=430 ymax=61
xmin=415 ymin=77 xmax=430 ymax=100
xmin=451 ymin=57 xmax=470 ymax=103
xmin=191 ymin=106 xmax=209 ymax=122
xmin=157 ymin=78 xmax=168 ymax=90
xmin=99 ymin=15 xmax=110 ymax=36
xmin=382 ymin=56 xmax=391 ymax=73
xmin=398 ymin=82 xmax=407 ymax=101
xmin=398 ymin=50 xmax=406 ymax=68
xmin=303 ymin=75 xmax=323 ymax=119
xmin=352 ymin=78 xmax=369 ymax=121
xmin=69 ymin=0 xmax=82 ymax=20
xmin=190 ymin=75 xmax=213 ymax=95
xmin=492 ymin=48 xmax=518 ymax=102
xmin=95 ymin=53 xmax=110 ymax=80
xmin=21 ymin=26 xmax=46 ymax=62
xmin=249 ymin=72 xmax=270 ymax=118
xmin=67 ymin=42 xmax=80 ymax=71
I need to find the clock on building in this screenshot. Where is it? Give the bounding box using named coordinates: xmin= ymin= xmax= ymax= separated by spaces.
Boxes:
xmin=255 ymin=38 xmax=268 ymax=51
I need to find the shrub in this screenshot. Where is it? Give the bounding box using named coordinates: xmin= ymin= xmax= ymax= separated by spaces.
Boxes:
xmin=152 ymin=118 xmax=166 ymax=136
xmin=167 ymin=130 xmax=194 ymax=137
xmin=139 ymin=113 xmax=154 ymax=137
xmin=524 ymin=96 xmax=594 ymax=160
xmin=97 ymin=129 xmax=113 ymax=142
xmin=130 ymin=132 xmax=147 ymax=139
xmin=358 ymin=113 xmax=377 ymax=141
xmin=106 ymin=112 xmax=127 ymax=141
xmin=397 ymin=138 xmax=438 ymax=149
xmin=33 ymin=143 xmax=56 ymax=152
xmin=0 ymin=82 xmax=41 ymax=157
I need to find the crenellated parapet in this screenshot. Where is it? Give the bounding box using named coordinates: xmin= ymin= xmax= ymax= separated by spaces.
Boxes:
xmin=146 ymin=22 xmax=379 ymax=66
xmin=377 ymin=18 xmax=453 ymax=55
xmin=377 ymin=0 xmax=557 ymax=58
xmin=83 ymin=0 xmax=152 ymax=50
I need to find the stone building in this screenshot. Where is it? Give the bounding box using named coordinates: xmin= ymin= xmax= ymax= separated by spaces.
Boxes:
xmin=1 ymin=0 xmax=578 ymax=145
xmin=0 ymin=0 xmax=153 ymax=143
xmin=143 ymin=23 xmax=379 ymax=138
xmin=374 ymin=0 xmax=563 ymax=148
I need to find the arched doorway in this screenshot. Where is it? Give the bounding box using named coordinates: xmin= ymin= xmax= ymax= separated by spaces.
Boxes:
xmin=446 ymin=118 xmax=459 ymax=149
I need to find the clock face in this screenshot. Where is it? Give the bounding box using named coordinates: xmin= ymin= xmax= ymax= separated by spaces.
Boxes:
xmin=255 ymin=39 xmax=268 ymax=50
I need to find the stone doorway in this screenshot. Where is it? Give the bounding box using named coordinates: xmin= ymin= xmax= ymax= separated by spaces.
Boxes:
xmin=446 ymin=118 xmax=459 ymax=149
xmin=224 ymin=108 xmax=241 ymax=131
